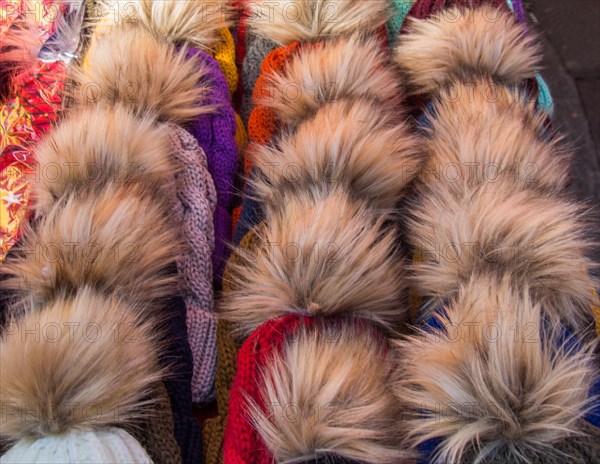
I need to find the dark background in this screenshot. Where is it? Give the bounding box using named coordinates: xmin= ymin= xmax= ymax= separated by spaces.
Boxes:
xmin=527 ymin=0 xmax=599 ymax=205
xmin=527 ymin=0 xmax=599 ymax=260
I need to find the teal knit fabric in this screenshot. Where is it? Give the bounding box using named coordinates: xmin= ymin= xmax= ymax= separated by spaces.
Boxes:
xmin=503 ymin=0 xmax=554 ymax=114
xmin=386 ymin=0 xmax=554 ymax=113
xmin=387 ymin=0 xmax=414 ymax=44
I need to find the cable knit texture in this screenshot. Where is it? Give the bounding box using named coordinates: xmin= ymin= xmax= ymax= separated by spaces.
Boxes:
xmin=184 ymin=48 xmax=238 ymax=287
xmin=167 ymin=123 xmax=219 ymax=404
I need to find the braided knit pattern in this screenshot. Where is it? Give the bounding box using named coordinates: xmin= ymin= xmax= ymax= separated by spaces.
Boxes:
xmin=203 ymin=228 xmax=261 ymax=464
xmin=166 ymin=123 xmax=219 ymax=404
xmin=185 ymin=49 xmax=238 ymax=287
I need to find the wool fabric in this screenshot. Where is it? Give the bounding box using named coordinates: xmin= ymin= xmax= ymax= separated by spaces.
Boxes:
xmin=247 ymin=42 xmax=301 ymax=147
xmin=223 ymin=314 xmax=315 ymax=464
xmin=212 ymin=28 xmax=248 ymax=156
xmin=232 ymin=41 xmax=301 ymax=234
xmin=166 ymin=123 xmax=219 ymax=405
xmin=160 ymin=290 xmax=204 ymax=464
xmin=184 ymin=48 xmax=238 ymax=288
xmin=0 ymin=428 xmax=152 ymax=464
xmin=214 ymin=28 xmax=238 ymax=94
xmin=240 ymin=34 xmax=278 ymax=125
xmin=202 ymin=228 xmax=260 ymax=464
xmin=131 ymin=383 xmax=182 ymax=464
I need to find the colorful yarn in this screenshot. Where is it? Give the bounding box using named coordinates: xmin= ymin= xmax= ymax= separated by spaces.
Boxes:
xmin=223 ymin=314 xmax=314 ymax=464
xmin=185 ymin=49 xmax=238 ymax=288
xmin=203 ymin=228 xmax=261 ymax=464
xmin=167 ymin=123 xmax=219 ymax=405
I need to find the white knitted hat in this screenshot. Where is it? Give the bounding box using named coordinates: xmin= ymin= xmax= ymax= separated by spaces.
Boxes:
xmin=0 ymin=291 xmax=164 ymax=464
xmin=1 ymin=428 xmax=151 ymax=463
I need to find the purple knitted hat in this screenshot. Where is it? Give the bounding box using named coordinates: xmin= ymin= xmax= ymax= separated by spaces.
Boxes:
xmin=167 ymin=123 xmax=219 ymax=404
xmin=184 ymin=48 xmax=238 ymax=288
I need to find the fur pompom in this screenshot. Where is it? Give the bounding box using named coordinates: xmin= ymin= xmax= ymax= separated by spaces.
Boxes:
xmin=33 ymin=105 xmax=173 ymax=214
xmin=421 ymin=79 xmax=571 ymax=193
xmin=251 ymin=97 xmax=421 ymax=210
xmin=2 ymin=185 xmax=180 ymax=313
xmin=0 ymin=288 xmax=164 ymax=441
xmin=258 ymin=33 xmax=401 ymax=125
xmin=394 ymin=277 xmax=598 ymax=463
xmin=221 ymin=190 xmax=406 ymax=336
xmin=394 ymin=5 xmax=541 ymax=95
xmin=246 ymin=0 xmax=389 ymax=45
xmin=408 ymin=181 xmax=597 ymax=332
xmin=250 ymin=322 xmax=411 ymax=463
xmin=117 ymin=0 xmax=231 ymax=48
xmin=71 ymin=26 xmax=216 ymax=123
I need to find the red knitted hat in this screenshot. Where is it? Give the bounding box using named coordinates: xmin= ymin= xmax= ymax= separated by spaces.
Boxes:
xmin=407 ymin=0 xmax=507 ymax=21
xmin=223 ymin=314 xmax=314 ymax=464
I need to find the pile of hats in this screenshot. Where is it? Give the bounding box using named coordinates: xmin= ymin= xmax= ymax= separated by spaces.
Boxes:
xmin=393 ymin=0 xmax=600 ymax=462
xmin=1 ymin=0 xmax=598 ymax=463
xmin=0 ymin=0 xmax=238 ymax=461
xmin=214 ymin=0 xmax=600 ymax=463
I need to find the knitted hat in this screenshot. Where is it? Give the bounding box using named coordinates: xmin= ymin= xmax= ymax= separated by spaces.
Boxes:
xmin=131 ymin=383 xmax=182 ymax=464
xmin=184 ymin=48 xmax=238 ymax=289
xmin=1 ymin=428 xmax=152 ymax=463
xmin=0 ymin=291 xmax=165 ymax=464
xmin=240 ymin=34 xmax=277 ymax=125
xmin=223 ymin=315 xmax=313 ymax=463
xmin=166 ymin=122 xmax=220 ymax=404
xmin=222 ymin=2 xmax=419 ymax=463
xmin=1 ymin=2 xmax=231 ymax=462
xmin=246 ymin=42 xmax=302 ymax=146
xmin=392 ymin=2 xmax=600 ymax=461
xmin=396 ymin=279 xmax=600 ymax=463
xmin=232 ymin=40 xmax=301 ymax=235
xmin=223 ymin=315 xmax=408 ymax=464
xmin=102 ymin=0 xmax=238 ymax=402
xmin=203 ymin=228 xmax=261 ymax=464
xmin=395 ymin=0 xmax=553 ymax=111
